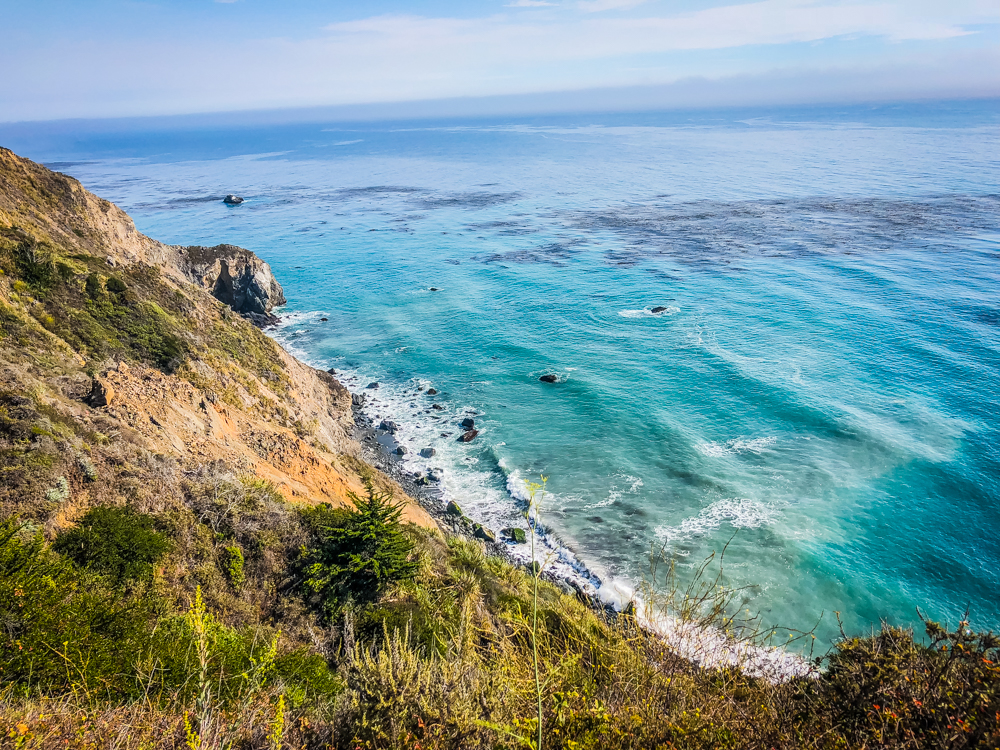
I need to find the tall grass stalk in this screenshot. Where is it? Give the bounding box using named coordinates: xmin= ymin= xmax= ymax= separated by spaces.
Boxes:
xmin=525 ymin=475 xmax=547 ymax=750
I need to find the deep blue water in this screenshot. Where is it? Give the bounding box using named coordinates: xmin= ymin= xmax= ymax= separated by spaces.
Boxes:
xmin=4 ymin=99 xmax=999 ymax=646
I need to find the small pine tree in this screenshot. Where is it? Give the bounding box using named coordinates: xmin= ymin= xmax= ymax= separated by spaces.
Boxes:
xmin=303 ymin=489 xmax=417 ymax=616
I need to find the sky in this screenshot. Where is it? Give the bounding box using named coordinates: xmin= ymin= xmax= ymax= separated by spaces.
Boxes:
xmin=2 ymin=0 xmax=999 ymax=122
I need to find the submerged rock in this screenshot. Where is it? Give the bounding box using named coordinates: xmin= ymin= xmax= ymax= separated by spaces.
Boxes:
xmin=539 ymin=374 xmax=559 ymax=383
xmin=223 ymin=194 xmax=244 ymax=205
xmin=431 ymin=404 xmax=444 ymax=410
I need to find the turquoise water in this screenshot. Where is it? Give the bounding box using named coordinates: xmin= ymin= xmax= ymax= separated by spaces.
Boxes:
xmin=5 ymin=100 xmax=999 ymax=646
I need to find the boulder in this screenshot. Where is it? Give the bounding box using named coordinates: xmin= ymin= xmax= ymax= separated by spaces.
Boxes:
xmin=179 ymin=244 xmax=286 ymax=321
xmin=446 ymin=500 xmax=463 ymax=517
xmin=395 ymin=446 xmax=407 ymax=456
xmin=460 ymin=417 xmax=475 ymax=429
xmin=320 ymin=317 xmax=329 ymax=322
xmin=458 ymin=429 xmax=478 ymax=443
xmin=223 ymin=195 xmax=244 ymax=205
xmin=431 ymin=404 xmax=444 ymax=410
xmin=366 ymin=382 xmax=380 ymax=389
xmin=539 ymin=374 xmax=559 ymax=383
xmin=426 ymin=388 xmax=438 ymax=395
xmin=651 ymin=306 xmax=668 ymax=314
xmin=419 ymin=447 xmax=436 ymax=458
xmin=88 ymin=377 xmax=116 ymax=407
xmin=473 ymin=524 xmax=497 ymax=543
xmin=379 ymin=420 xmax=399 ymax=434
xmin=502 ymin=527 xmax=527 ymax=544
xmin=327 ymin=367 xmax=337 ymax=375
xmin=351 ymin=393 xmax=367 ymax=407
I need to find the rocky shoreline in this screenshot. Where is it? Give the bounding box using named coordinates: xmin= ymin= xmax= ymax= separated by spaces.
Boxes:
xmin=344 ymin=392 xmax=617 ymax=612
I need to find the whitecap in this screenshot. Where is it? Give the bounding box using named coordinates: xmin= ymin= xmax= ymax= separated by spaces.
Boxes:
xmin=654 ymin=498 xmax=779 ymax=545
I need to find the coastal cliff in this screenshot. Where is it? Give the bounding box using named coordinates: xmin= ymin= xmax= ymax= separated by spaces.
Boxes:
xmin=1 ymin=148 xmax=996 ymax=750
xmin=0 ymin=146 xmax=432 ymax=527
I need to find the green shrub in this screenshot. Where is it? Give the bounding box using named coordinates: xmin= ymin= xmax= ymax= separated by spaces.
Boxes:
xmin=84 ymin=273 xmax=102 ymax=298
xmin=105 ymin=276 xmax=127 ymax=294
xmin=222 ymin=544 xmax=245 ymax=588
xmin=0 ymin=517 xmax=158 ymax=696
xmin=301 ymin=490 xmax=418 ymax=617
xmin=53 ymin=505 xmax=170 ymax=582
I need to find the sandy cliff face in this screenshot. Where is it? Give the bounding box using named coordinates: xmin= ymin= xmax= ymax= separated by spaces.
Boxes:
xmin=0 ymin=147 xmax=433 ymax=529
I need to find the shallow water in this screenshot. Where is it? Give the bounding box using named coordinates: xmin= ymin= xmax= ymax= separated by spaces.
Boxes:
xmin=5 ymin=99 xmax=999 ymax=646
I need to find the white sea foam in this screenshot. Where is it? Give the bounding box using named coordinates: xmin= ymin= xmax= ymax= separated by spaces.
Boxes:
xmin=654 ymin=498 xmax=779 ymax=545
xmin=619 ymin=306 xmax=680 ymax=319
xmin=695 ymin=436 xmax=777 ymax=457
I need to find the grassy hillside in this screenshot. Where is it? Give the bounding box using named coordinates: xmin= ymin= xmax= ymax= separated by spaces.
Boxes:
xmin=0 ymin=149 xmax=997 ymax=749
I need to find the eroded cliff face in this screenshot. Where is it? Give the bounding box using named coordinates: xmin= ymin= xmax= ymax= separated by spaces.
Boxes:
xmin=0 ymin=147 xmax=434 ymax=532
xmin=180 ymin=244 xmax=287 ymax=323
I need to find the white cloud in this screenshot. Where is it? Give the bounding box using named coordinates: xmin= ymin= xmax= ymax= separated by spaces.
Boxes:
xmin=577 ymin=0 xmax=650 ymax=12
xmin=506 ymin=0 xmax=557 ymax=6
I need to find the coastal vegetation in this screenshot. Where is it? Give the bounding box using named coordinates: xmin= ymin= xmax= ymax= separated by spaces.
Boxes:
xmin=0 ymin=147 xmax=998 ymax=748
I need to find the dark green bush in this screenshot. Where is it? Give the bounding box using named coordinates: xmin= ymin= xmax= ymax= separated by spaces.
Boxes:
xmin=301 ymin=490 xmax=418 ymax=617
xmin=53 ymin=505 xmax=171 ymax=582
xmin=84 ymin=273 xmax=102 ymax=298
xmin=105 ymin=276 xmax=127 ymax=294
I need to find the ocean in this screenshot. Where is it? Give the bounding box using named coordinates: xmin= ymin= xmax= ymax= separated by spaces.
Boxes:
xmin=4 ymin=99 xmax=998 ymax=648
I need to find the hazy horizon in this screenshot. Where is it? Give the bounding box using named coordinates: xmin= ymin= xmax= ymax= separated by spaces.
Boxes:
xmin=3 ymin=0 xmax=999 ymax=123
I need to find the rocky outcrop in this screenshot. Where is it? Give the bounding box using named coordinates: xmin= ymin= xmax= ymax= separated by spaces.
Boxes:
xmin=179 ymin=244 xmax=286 ymax=323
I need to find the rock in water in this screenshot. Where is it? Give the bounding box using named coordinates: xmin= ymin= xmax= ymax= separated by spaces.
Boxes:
xmin=502 ymin=527 xmax=527 ymax=544
xmin=366 ymin=382 xmax=379 ymax=389
xmin=395 ymin=446 xmax=407 ymax=456
xmin=426 ymin=388 xmax=438 ymax=395
xmin=651 ymin=306 xmax=668 ymax=313
xmin=539 ymin=374 xmax=559 ymax=383
xmin=461 ymin=417 xmax=475 ymax=429
xmin=419 ymin=447 xmax=436 ymax=458
xmin=179 ymin=244 xmax=286 ymax=322
xmin=431 ymin=404 xmax=444 ymax=410
xmin=223 ymin=194 xmax=244 ymax=205
xmin=379 ymin=420 xmax=399 ymax=433
xmin=458 ymin=429 xmax=479 ymax=443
